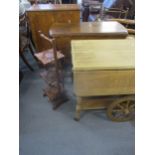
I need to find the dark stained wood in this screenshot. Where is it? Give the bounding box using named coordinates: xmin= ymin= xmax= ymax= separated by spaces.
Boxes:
xmin=49 ymin=21 xmax=128 ymax=37
xmin=34 ymin=49 xmax=64 ymax=65
xmin=27 ymin=4 xmax=80 ymax=52
xmin=27 ymin=4 xmax=80 ymax=11
xmin=48 ymin=21 xmax=128 ymax=59
xmin=34 ymin=31 xmax=68 ymax=109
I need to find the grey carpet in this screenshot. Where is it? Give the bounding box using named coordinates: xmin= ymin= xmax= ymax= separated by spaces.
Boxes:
xmin=19 ymin=53 xmax=134 ymax=155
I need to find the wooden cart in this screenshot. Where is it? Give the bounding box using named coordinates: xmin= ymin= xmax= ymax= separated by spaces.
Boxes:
xmin=71 ymin=37 xmax=135 ymax=122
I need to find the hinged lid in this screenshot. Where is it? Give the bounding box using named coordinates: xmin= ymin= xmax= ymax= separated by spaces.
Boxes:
xmin=71 ymin=38 xmax=135 ymax=71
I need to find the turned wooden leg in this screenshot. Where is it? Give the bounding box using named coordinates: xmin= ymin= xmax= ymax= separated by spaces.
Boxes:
xmin=74 ymin=109 xmax=81 ymax=121
xmin=74 ymin=98 xmax=81 ymax=121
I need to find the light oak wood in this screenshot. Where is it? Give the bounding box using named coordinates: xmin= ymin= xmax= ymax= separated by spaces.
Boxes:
xmin=71 ymin=39 xmax=134 ymax=71
xmin=75 ymin=96 xmax=112 ymax=121
xmin=76 ymin=97 xmax=112 ymax=110
xmin=74 ymin=69 xmax=135 ymax=96
xmin=72 ymin=39 xmax=135 ymax=120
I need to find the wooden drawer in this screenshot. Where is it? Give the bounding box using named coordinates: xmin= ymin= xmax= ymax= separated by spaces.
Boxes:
xmin=73 ymin=69 xmax=135 ymax=96
xmin=53 ymin=11 xmax=80 ymax=24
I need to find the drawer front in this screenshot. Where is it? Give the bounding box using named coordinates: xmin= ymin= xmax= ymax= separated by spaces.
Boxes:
xmin=74 ymin=70 xmax=135 ymax=96
xmin=53 ymin=11 xmax=80 ymax=23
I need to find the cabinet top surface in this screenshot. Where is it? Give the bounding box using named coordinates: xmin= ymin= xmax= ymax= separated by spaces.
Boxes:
xmin=27 ymin=4 xmax=80 ymax=12
xmin=71 ymin=37 xmax=135 ymax=70
xmin=49 ymin=21 xmax=128 ymax=37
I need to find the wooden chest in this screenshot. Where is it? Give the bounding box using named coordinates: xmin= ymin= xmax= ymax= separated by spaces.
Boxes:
xmin=71 ymin=38 xmax=135 ymax=97
xmin=71 ymin=38 xmax=135 ymax=120
xmin=27 ymin=4 xmax=80 ymax=51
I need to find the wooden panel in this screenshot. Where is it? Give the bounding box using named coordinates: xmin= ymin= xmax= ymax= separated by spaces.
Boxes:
xmin=74 ymin=70 xmax=135 ymax=96
xmin=76 ymin=96 xmax=112 ymax=110
xmin=71 ymin=39 xmax=135 ymax=70
xmin=27 ymin=11 xmax=55 ymax=51
xmin=55 ymin=36 xmax=129 ymax=60
xmin=49 ymin=21 xmax=128 ymax=37
xmin=52 ymin=11 xmax=80 ymax=23
xmin=55 ymin=37 xmax=71 ymax=58
xmin=27 ymin=4 xmax=80 ymax=52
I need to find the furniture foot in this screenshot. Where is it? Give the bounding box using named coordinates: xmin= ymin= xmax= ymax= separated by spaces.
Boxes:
xmin=74 ymin=109 xmax=81 ymax=121
xmin=52 ymin=92 xmax=68 ymax=110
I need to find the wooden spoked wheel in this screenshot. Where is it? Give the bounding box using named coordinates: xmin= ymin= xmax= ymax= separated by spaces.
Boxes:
xmin=107 ymin=96 xmax=135 ymax=122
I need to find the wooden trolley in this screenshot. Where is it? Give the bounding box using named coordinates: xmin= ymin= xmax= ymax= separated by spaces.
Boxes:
xmin=71 ymin=37 xmax=135 ymax=122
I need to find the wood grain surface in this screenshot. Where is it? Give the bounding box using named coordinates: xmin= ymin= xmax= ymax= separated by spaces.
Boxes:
xmin=49 ymin=21 xmax=128 ymax=37
xmin=71 ymin=38 xmax=135 ymax=70
xmin=27 ymin=4 xmax=80 ymax=51
xmin=72 ymin=38 xmax=135 ymax=96
xmin=74 ymin=69 xmax=135 ymax=96
xmin=48 ymin=21 xmax=128 ymax=59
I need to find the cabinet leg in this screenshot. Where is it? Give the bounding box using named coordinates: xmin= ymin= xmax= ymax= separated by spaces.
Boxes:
xmin=74 ymin=109 xmax=81 ymax=121
xmin=74 ymin=97 xmax=82 ymax=121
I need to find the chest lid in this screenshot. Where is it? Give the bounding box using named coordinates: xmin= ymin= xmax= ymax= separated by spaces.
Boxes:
xmin=71 ymin=38 xmax=135 ymax=71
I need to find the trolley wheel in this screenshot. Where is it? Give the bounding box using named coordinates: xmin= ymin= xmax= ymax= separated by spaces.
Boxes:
xmin=107 ymin=96 xmax=135 ymax=122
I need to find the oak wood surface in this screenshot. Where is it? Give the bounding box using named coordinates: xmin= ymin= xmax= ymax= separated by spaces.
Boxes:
xmin=74 ymin=69 xmax=135 ymax=96
xmin=76 ymin=96 xmax=114 ymax=110
xmin=74 ymin=96 xmax=117 ymax=121
xmin=72 ymin=39 xmax=135 ymax=96
xmin=72 ymin=38 xmax=135 ymax=120
xmin=71 ymin=39 xmax=134 ymax=70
